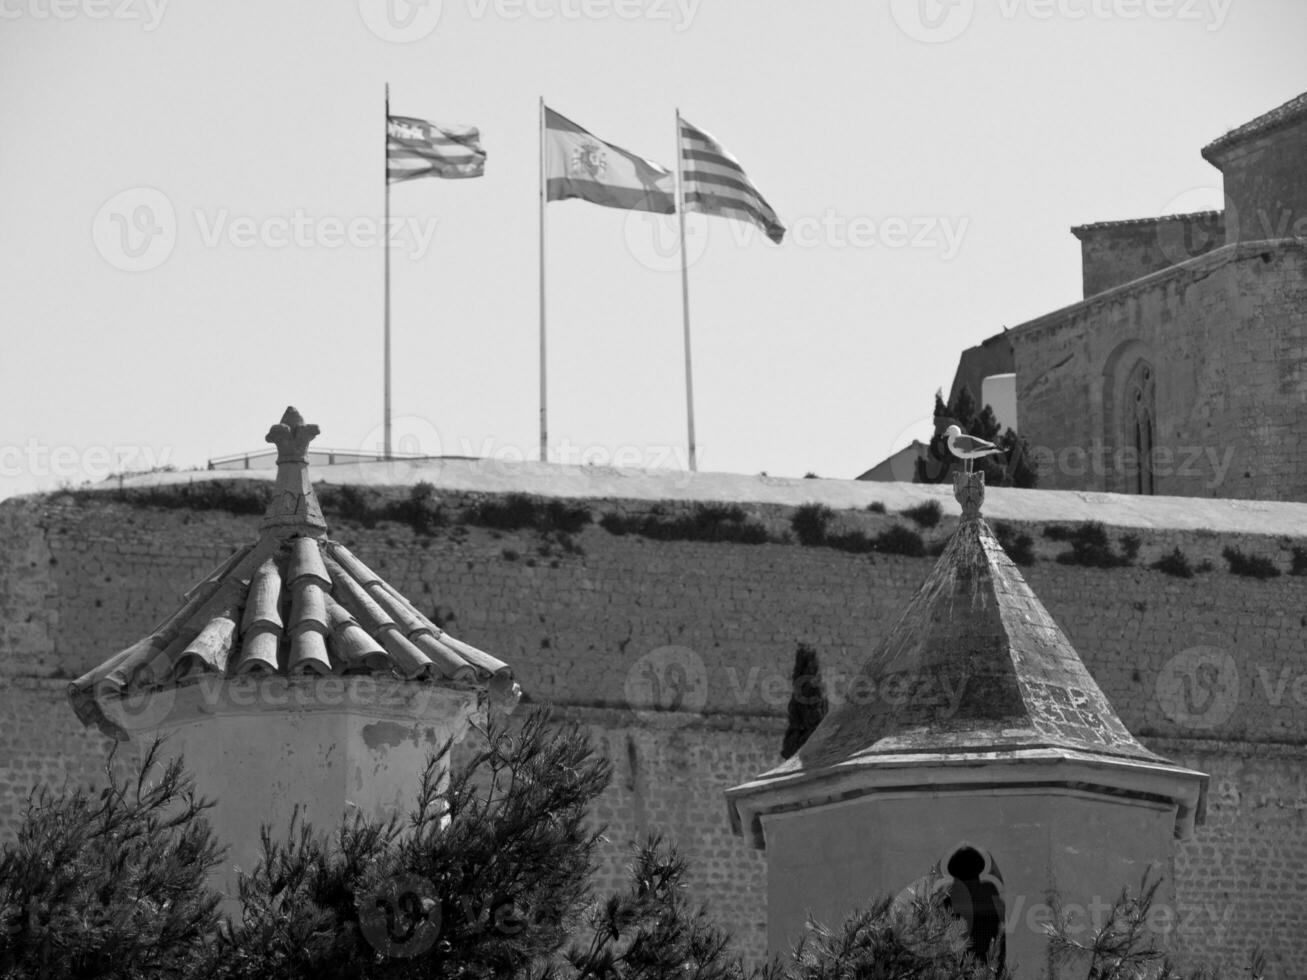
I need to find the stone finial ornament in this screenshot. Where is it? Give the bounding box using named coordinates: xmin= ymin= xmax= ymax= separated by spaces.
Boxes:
xmin=954 ymin=470 xmax=985 ymax=520
xmin=265 ymin=406 xmax=321 ymax=464
xmin=261 ymin=406 xmax=327 ymax=533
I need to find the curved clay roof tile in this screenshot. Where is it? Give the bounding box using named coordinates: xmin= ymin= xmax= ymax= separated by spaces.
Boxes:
xmin=67 ymin=407 xmax=519 ymax=740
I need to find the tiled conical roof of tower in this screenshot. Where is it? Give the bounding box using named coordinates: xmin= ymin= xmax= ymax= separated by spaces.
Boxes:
xmin=768 ymin=471 xmax=1163 ymax=778
xmin=69 ymin=408 xmax=519 ymax=740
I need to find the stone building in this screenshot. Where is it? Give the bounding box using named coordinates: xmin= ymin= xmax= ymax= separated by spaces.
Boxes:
xmin=948 ymin=89 xmax=1307 ymax=501
xmin=728 ymin=472 xmax=1207 ymax=978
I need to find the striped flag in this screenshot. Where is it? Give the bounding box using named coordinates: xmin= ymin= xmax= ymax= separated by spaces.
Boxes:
xmin=387 ymin=115 xmax=486 ymax=183
xmin=545 ymin=107 xmax=675 ymax=214
xmin=679 ymin=117 xmax=784 ymax=244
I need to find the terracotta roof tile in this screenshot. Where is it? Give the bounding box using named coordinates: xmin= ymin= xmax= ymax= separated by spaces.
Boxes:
xmin=69 ymin=407 xmax=518 ymax=739
xmin=1070 ymin=210 xmax=1222 ymax=237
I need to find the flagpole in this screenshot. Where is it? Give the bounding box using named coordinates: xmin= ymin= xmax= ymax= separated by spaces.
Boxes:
xmin=383 ymin=82 xmax=393 ymax=460
xmin=538 ymin=96 xmax=548 ymax=464
xmin=674 ymin=108 xmax=698 ymax=472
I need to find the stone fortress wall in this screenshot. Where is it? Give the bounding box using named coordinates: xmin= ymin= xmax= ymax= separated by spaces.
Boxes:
xmin=2 ymin=466 xmax=1306 ymax=975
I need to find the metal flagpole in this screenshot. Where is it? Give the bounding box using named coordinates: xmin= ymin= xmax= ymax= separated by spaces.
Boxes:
xmin=538 ymin=96 xmax=548 ymax=464
xmin=675 ymin=108 xmax=698 ymax=471
xmin=383 ymin=82 xmax=393 ymax=460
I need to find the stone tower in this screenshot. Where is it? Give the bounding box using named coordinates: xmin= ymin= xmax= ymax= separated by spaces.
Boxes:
xmin=67 ymin=408 xmax=519 ymax=906
xmin=726 ymin=472 xmax=1207 ymax=979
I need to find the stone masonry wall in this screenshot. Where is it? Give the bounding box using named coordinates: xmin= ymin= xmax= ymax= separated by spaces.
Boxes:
xmin=1072 ymin=213 xmax=1226 ymax=300
xmin=2 ymin=487 xmax=1306 ymax=975
xmin=1012 ymin=241 xmax=1307 ymax=502
xmin=1212 ymin=119 xmax=1307 ymax=248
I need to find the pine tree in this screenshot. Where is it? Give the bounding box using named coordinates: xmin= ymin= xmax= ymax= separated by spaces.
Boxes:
xmin=0 ymin=741 xmax=224 ymax=980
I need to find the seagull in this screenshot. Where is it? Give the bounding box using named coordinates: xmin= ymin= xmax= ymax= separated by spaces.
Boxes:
xmin=944 ymin=424 xmax=1004 ymax=473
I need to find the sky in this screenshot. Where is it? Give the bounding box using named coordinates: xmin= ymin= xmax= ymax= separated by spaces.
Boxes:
xmin=2 ymin=0 xmax=1306 ymax=499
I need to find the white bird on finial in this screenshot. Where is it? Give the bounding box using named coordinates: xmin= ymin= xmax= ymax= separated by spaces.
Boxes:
xmin=944 ymin=424 xmax=1003 ymax=473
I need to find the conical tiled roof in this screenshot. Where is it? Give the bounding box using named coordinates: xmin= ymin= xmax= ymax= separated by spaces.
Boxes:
xmin=69 ymin=408 xmax=518 ymax=740
xmin=728 ymin=473 xmax=1207 ymax=847
xmin=767 ymin=473 xmax=1161 ymax=778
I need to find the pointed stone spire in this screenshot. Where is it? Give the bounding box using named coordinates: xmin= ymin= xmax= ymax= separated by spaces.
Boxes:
xmin=728 ymin=473 xmax=1207 ymax=844
xmin=261 ymin=406 xmax=328 ymax=534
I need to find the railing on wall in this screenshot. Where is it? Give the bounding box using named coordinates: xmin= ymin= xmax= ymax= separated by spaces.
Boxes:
xmin=206 ymin=448 xmax=435 ymax=470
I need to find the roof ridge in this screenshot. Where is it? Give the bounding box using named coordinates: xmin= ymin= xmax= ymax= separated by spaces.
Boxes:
xmin=1202 ymin=89 xmax=1307 ymax=160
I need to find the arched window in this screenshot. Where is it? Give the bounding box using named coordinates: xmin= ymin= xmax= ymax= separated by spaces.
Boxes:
xmin=1125 ymin=360 xmax=1156 ymax=495
xmin=940 ymin=845 xmax=1006 ymax=969
xmin=892 ymin=844 xmax=1006 ymax=969
xmin=1101 ymin=341 xmax=1159 ymax=495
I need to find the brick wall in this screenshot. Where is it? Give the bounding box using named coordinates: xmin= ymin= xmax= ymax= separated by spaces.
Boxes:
xmin=2 ymin=488 xmax=1306 ymax=975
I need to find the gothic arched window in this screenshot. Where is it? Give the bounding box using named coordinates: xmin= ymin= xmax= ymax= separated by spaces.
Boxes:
xmin=1125 ymin=360 xmax=1156 ymax=495
xmin=1101 ymin=341 xmax=1159 ymax=495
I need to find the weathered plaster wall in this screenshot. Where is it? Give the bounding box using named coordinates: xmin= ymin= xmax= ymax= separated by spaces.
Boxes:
xmin=2 ymin=486 xmax=1306 ymax=975
xmin=1012 ymin=241 xmax=1307 ymax=501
